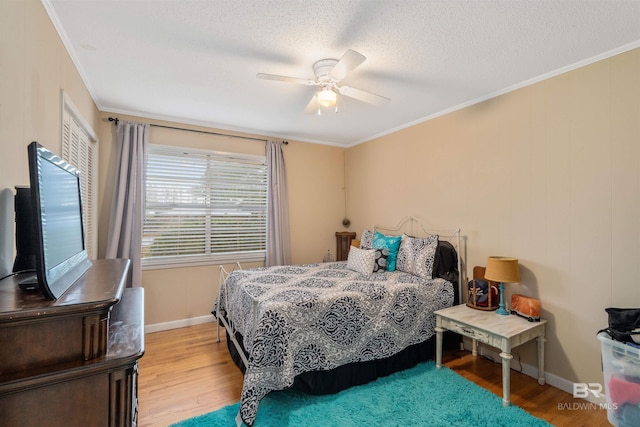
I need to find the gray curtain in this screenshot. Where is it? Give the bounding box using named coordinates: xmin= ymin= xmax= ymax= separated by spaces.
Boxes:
xmin=266 ymin=140 xmax=291 ymax=266
xmin=106 ymin=120 xmax=149 ymax=287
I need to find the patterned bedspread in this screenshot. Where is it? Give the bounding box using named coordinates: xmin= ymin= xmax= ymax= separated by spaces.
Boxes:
xmin=215 ymin=261 xmax=455 ymax=426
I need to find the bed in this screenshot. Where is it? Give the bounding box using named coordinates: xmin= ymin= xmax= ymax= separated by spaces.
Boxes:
xmin=213 ymin=217 xmax=463 ymax=426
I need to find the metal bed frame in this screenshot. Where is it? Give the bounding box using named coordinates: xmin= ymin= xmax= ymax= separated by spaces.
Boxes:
xmin=373 ymin=216 xmax=463 ymax=301
xmin=215 ymin=261 xmax=249 ymax=368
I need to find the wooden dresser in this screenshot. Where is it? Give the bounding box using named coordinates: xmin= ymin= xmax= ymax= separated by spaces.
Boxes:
xmin=0 ymin=259 xmax=144 ymax=427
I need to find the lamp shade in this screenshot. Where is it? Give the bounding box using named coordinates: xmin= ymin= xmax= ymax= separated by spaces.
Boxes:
xmin=484 ymin=256 xmax=521 ymax=283
xmin=317 ymin=88 xmax=337 ymax=108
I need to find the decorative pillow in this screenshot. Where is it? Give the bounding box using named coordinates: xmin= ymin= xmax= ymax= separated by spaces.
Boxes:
xmin=360 ymin=229 xmax=374 ymax=249
xmin=396 ymin=234 xmax=439 ymax=279
xmin=372 ymin=231 xmax=402 ymax=271
xmin=346 ymin=246 xmax=376 ymax=275
xmin=373 ymin=248 xmax=389 ymax=273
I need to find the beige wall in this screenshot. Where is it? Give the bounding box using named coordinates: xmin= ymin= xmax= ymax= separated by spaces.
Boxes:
xmin=0 ymin=0 xmax=99 ymax=270
xmin=95 ymin=113 xmax=346 ymax=326
xmin=0 ymin=0 xmax=99 ymax=189
xmin=346 ymin=48 xmax=640 ymax=386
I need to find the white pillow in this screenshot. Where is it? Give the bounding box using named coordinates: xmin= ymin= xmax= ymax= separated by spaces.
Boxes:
xmin=396 ymin=234 xmax=439 ymax=279
xmin=346 ymin=246 xmax=376 ymax=275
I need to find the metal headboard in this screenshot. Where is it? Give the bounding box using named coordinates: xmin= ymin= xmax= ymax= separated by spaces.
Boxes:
xmin=373 ymin=216 xmax=463 ymax=303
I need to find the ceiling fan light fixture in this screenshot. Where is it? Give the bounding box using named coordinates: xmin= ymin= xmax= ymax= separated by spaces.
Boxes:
xmin=317 ymin=88 xmax=337 ymax=108
xmin=258 ymin=49 xmax=389 ymax=115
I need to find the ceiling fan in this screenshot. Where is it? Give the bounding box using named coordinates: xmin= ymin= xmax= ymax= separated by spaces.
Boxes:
xmin=256 ymin=49 xmax=390 ymax=115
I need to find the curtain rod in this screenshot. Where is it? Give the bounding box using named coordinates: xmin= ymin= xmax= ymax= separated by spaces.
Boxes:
xmin=107 ymin=117 xmax=287 ymax=145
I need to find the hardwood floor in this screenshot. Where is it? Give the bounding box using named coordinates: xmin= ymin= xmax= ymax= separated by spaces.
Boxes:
xmin=137 ymin=322 xmax=610 ymax=427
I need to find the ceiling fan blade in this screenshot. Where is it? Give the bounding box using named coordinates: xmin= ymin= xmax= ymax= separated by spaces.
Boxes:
xmin=304 ymin=94 xmax=320 ymax=115
xmin=256 ymin=73 xmax=316 ymax=85
xmin=329 ymin=49 xmax=366 ymax=81
xmin=339 ymin=85 xmax=390 ymax=106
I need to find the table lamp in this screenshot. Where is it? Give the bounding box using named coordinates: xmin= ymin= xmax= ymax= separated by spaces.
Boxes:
xmin=484 ymin=256 xmax=521 ymax=316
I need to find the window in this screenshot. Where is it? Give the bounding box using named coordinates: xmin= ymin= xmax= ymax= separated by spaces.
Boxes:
xmin=61 ymin=91 xmax=98 ymax=260
xmin=142 ymin=144 xmax=268 ymax=267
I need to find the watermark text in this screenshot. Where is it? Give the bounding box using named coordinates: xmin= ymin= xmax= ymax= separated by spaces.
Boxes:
xmin=573 ymin=383 xmax=604 ymax=399
xmin=557 ymin=402 xmax=617 ymax=411
xmin=556 ymin=383 xmax=616 ymax=411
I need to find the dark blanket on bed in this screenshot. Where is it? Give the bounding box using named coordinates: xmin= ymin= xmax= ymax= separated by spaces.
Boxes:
xmin=215 ymin=261 xmax=455 ymax=426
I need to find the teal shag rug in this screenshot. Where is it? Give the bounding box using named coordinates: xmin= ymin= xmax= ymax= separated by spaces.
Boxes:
xmin=171 ymin=361 xmax=551 ymax=427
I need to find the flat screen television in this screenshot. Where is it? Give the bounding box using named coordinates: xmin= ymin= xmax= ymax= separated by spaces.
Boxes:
xmin=15 ymin=142 xmax=92 ymax=299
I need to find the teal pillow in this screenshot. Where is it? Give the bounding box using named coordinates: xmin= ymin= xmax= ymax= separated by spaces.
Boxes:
xmin=372 ymin=231 xmax=402 ymax=271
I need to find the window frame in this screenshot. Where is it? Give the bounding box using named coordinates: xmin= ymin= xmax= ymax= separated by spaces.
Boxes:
xmin=60 ymin=91 xmax=98 ymax=260
xmin=142 ymin=144 xmax=268 ymax=270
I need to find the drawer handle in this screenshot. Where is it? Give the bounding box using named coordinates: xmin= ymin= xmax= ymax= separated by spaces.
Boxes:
xmin=461 ymin=327 xmax=475 ymax=336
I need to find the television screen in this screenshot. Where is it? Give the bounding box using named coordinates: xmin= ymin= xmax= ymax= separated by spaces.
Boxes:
xmin=27 ymin=142 xmax=92 ymax=299
xmin=38 ymin=154 xmax=84 ymax=268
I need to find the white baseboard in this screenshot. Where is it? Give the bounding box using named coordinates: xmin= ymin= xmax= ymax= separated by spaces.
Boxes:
xmin=461 ymin=340 xmax=601 ymax=404
xmin=145 ymin=315 xmax=215 ymax=333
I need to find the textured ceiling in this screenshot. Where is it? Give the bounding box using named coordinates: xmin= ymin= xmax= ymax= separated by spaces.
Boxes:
xmin=44 ymin=0 xmax=640 ymax=146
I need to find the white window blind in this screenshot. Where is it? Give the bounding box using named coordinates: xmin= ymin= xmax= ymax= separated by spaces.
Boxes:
xmin=142 ymin=145 xmax=267 ymax=266
xmin=61 ymin=92 xmax=98 ymax=260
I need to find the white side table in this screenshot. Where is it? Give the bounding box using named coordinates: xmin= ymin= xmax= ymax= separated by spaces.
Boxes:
xmin=435 ymin=304 xmax=546 ymax=406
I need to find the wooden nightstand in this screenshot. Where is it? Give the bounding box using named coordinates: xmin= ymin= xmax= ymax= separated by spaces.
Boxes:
xmin=435 ymin=304 xmax=546 ymax=406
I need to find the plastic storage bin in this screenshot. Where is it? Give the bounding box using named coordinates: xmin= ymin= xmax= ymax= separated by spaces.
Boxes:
xmin=597 ymin=332 xmax=640 ymax=427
